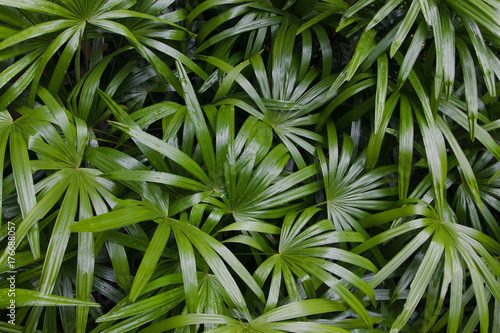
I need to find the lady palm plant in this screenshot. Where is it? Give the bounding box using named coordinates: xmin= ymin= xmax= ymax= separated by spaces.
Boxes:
xmin=1 ymin=0 xmax=500 ymax=332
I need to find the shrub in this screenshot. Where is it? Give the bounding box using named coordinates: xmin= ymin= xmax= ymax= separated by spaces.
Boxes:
xmin=1 ymin=0 xmax=500 ymax=332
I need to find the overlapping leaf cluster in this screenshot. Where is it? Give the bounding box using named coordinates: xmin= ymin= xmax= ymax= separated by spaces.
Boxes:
xmin=1 ymin=0 xmax=500 ymax=332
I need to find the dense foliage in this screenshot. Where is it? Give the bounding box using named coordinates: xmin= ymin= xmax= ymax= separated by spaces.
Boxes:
xmin=1 ymin=0 xmax=500 ymax=332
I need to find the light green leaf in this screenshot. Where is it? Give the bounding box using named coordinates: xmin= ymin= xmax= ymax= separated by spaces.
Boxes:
xmin=70 ymin=206 xmax=163 ymax=232
xmin=128 ymin=218 xmax=172 ymax=302
xmin=0 ymin=289 xmax=99 ymax=308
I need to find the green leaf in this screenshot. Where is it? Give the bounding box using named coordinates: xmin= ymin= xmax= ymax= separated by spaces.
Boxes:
xmin=460 ymin=13 xmax=496 ymax=97
xmin=177 ymin=61 xmax=217 ymax=180
xmin=364 ymin=224 xmax=435 ymax=289
xmin=440 ymin=4 xmax=455 ymax=101
xmin=172 ymin=223 xmax=198 ymax=313
xmin=390 ymin=237 xmax=445 ymax=332
xmin=395 ymin=20 xmax=428 ymax=89
xmin=128 ymin=218 xmax=172 ymax=302
xmin=90 ymin=19 xmax=182 ymax=94
xmin=109 ymin=122 xmax=210 ymax=185
xmin=37 ymin=86 xmax=77 ymax=163
xmin=97 ymin=287 xmax=185 ymax=322
xmin=374 ymin=54 xmax=388 ymax=133
xmin=366 ymin=92 xmax=400 ymax=170
xmin=340 ymin=0 xmax=376 ymax=24
xmin=176 ymin=221 xmax=264 ymax=317
xmin=414 ymin=107 xmax=448 ymax=218
xmin=98 ymin=89 xmax=170 ymax=172
xmin=193 ymin=16 xmax=282 ymax=55
xmin=436 ymin=116 xmax=481 ymax=207
xmin=138 ymin=314 xmax=240 ymax=333
xmin=199 ymin=55 xmax=268 ymax=114
xmin=254 ymin=299 xmax=346 ymax=323
xmin=0 ymin=171 xmax=69 ymax=265
xmin=10 ymin=127 xmax=39 ymax=258
xmin=106 ymin=241 xmax=132 ymax=294
xmin=70 ymin=206 xmax=163 ymax=232
xmin=257 ymin=322 xmax=350 ymax=333
xmin=456 ymin=38 xmax=478 ymax=139
xmin=0 ymin=289 xmax=100 ymax=308
xmin=104 ymin=171 xmax=208 ymax=192
xmin=398 ymin=95 xmax=414 ymax=200
xmin=327 ymin=29 xmax=376 ymax=96
xmin=37 ymin=175 xmax=79 ymax=295
xmin=76 ymin=185 xmax=96 ymax=333
xmin=0 ymin=0 xmax=76 ymax=17
xmin=367 ymin=0 xmax=404 ymax=30
xmin=216 ymin=221 xmax=281 ymax=234
xmin=390 ymin=0 xmax=420 ymax=57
